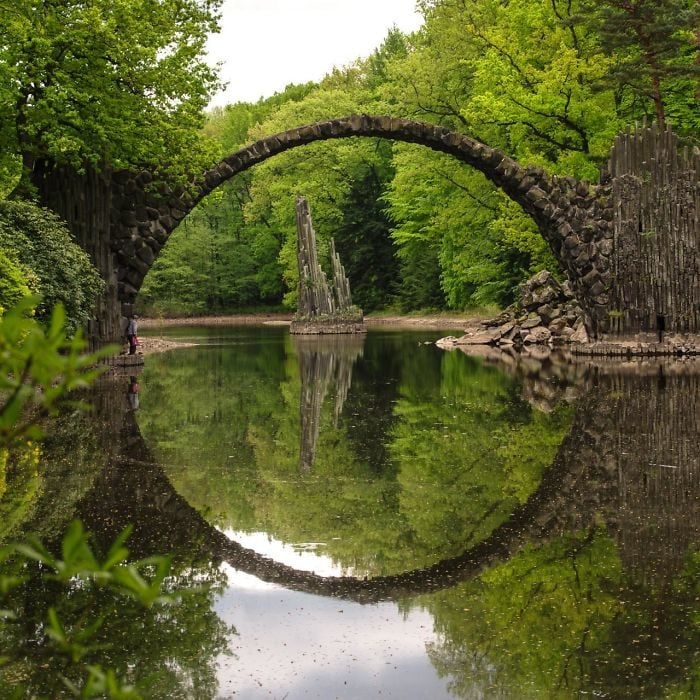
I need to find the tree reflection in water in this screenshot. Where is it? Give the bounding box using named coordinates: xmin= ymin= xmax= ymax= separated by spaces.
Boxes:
xmin=422 ymin=351 xmax=700 ymax=698
xmin=3 ymin=330 xmax=699 ymax=698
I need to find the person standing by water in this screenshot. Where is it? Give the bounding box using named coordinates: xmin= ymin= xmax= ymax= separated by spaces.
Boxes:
xmin=126 ymin=315 xmax=139 ymax=355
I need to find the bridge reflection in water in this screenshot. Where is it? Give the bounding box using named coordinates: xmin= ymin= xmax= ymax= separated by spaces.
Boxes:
xmin=33 ymin=340 xmax=693 ymax=697
xmin=73 ymin=351 xmax=700 ymax=602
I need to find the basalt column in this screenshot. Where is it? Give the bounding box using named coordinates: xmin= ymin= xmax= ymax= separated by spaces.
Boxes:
xmin=290 ymin=196 xmax=365 ymax=335
xmin=31 ymin=161 xmax=122 ymax=347
xmin=606 ymin=124 xmax=700 ymax=336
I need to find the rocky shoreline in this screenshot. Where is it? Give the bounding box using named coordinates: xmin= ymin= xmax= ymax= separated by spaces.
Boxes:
xmin=436 ymin=270 xmax=699 ymax=356
xmin=437 ymin=270 xmax=588 ymax=349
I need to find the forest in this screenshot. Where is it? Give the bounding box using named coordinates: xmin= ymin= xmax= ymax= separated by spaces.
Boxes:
xmin=0 ymin=0 xmax=697 ymax=324
xmin=138 ymin=0 xmax=699 ymax=317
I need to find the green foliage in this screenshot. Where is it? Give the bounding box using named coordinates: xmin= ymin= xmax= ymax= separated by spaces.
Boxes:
xmin=0 ymin=441 xmax=41 ymax=543
xmin=332 ymin=143 xmax=399 ymax=311
xmin=0 ymin=521 xmax=201 ymax=697
xmin=422 ymin=529 xmax=623 ymax=697
xmin=0 ymin=249 xmax=31 ymax=313
xmin=0 ymin=296 xmax=110 ymax=543
xmin=139 ymin=0 xmax=696 ymax=316
xmin=0 ymin=300 xmax=230 ymax=697
xmin=576 ymin=0 xmax=700 ymax=135
xmin=0 ymin=200 xmax=103 ymax=336
xmin=0 ymin=0 xmax=223 ymax=192
xmin=139 ymin=83 xmax=327 ymax=315
xmin=0 ymin=299 xmax=109 ymax=448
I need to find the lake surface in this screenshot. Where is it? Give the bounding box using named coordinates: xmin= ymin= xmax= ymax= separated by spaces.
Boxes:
xmin=3 ymin=325 xmax=699 ymax=698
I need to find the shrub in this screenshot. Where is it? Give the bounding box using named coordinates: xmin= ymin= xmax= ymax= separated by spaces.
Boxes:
xmin=0 ymin=200 xmax=103 ymax=336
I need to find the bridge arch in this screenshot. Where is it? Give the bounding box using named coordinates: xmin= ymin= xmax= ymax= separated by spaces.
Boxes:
xmin=110 ymin=115 xmax=614 ymax=332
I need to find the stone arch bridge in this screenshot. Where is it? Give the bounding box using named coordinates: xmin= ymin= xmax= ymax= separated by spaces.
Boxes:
xmin=33 ymin=115 xmax=698 ymax=344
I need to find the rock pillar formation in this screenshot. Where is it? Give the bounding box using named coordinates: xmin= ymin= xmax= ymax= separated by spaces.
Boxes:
xmin=290 ymin=196 xmax=364 ymax=335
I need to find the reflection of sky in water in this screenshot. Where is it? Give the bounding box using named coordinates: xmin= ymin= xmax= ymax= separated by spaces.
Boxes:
xmin=223 ymin=530 xmax=353 ymax=577
xmin=214 ymin=531 xmax=458 ymax=699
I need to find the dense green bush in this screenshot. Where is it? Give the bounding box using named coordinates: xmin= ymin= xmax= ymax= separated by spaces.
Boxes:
xmin=0 ymin=247 xmax=30 ymax=313
xmin=0 ymin=200 xmax=103 ymax=335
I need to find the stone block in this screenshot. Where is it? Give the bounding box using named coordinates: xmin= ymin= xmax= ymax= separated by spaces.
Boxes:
xmin=224 ymin=155 xmax=244 ymax=171
xmin=524 ymin=326 xmax=552 ymax=344
xmin=118 ymin=240 xmax=136 ymax=259
xmin=124 ymin=267 xmax=141 ymax=287
xmin=598 ymin=239 xmax=614 ymax=256
xmin=525 ymin=186 xmax=548 ymax=203
xmin=134 ymin=206 xmax=150 ymax=224
xmin=120 ymin=210 xmax=137 ymax=226
xmin=150 ymin=222 xmax=168 ymax=243
xmin=142 ymin=236 xmax=161 ymax=251
xmin=128 ymin=254 xmax=149 ymax=275
xmin=574 ymin=250 xmax=591 ymax=267
xmin=136 ymin=244 xmax=155 ymax=265
xmin=548 ymin=318 xmax=568 ymax=333
xmin=455 ymin=327 xmax=503 ymax=345
xmin=557 ymin=222 xmax=573 ymax=238
xmin=158 ymin=215 xmax=176 ymax=231
xmin=522 ymin=314 xmax=542 ymax=329
xmin=135 ymin=170 xmax=153 ymax=187
xmin=112 ymin=171 xmax=131 ymax=185
xmin=112 ymin=225 xmax=134 ymax=240
xmin=564 ymin=234 xmax=581 ymax=250
xmin=559 ymin=326 xmax=575 ymax=339
xmin=570 ymin=324 xmax=589 ymax=343
xmin=532 ymin=287 xmax=558 ymax=306
xmin=538 ymin=304 xmax=556 ymax=323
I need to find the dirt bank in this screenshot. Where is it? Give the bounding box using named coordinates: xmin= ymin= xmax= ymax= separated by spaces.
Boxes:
xmin=138 ymin=313 xmax=483 ymax=331
xmin=138 ymin=313 xmax=293 ymax=328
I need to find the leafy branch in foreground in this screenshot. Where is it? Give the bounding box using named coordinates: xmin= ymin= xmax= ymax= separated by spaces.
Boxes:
xmin=0 ymin=299 xmax=166 ymax=697
xmin=1 ymin=521 xmax=175 ymax=698
xmin=0 ymin=298 xmax=113 ymax=447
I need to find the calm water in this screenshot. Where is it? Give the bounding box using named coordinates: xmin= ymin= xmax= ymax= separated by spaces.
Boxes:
xmin=3 ymin=325 xmax=699 ymax=698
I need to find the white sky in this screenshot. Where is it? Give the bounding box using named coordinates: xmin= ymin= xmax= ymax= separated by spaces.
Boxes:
xmin=206 ymin=0 xmax=424 ymax=107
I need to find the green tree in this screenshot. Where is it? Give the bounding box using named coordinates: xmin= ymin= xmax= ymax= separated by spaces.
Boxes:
xmin=577 ymin=0 xmax=700 ymax=133
xmin=242 ymin=84 xmax=392 ymax=308
xmin=0 ymin=0 xmax=223 ymax=193
xmin=139 ymin=84 xmax=324 ymax=315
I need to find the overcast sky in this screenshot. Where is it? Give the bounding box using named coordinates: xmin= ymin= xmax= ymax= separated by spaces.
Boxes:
xmin=206 ymin=0 xmax=423 ymax=107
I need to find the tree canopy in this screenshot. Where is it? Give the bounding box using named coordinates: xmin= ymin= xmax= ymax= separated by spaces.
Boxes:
xmin=0 ymin=0 xmax=223 ymax=193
